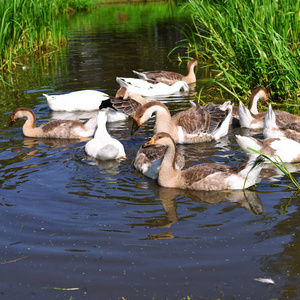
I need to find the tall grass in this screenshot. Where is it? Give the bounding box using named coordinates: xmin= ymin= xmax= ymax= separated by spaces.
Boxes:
xmin=178 ymin=0 xmax=300 ymax=104
xmin=0 ymin=0 xmax=68 ymax=75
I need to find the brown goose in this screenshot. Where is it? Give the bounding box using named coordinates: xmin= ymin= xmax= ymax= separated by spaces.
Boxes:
xmin=231 ymin=87 xmax=269 ymax=125
xmin=263 ymin=104 xmax=300 ymax=142
xmin=134 ymin=142 xmax=185 ymax=179
xmin=144 ymin=132 xmax=263 ymax=191
xmin=131 ymin=101 xmax=232 ymax=144
xmin=9 ymin=107 xmax=97 ymax=139
xmin=132 ymin=59 xmax=198 ymax=85
xmin=239 ymin=91 xmax=300 ymax=129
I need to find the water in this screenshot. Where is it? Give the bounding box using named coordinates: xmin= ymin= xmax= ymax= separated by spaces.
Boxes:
xmin=1 ymin=3 xmax=300 ymax=300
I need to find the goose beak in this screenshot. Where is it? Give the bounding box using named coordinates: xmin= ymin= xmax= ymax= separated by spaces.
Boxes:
xmin=9 ymin=119 xmax=15 ymax=127
xmin=131 ymin=119 xmax=141 ymax=135
xmin=144 ymin=136 xmax=155 ymax=147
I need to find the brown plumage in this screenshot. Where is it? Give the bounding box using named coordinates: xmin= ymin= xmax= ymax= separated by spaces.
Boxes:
xmin=100 ymin=87 xmax=147 ymax=117
xmin=9 ymin=107 xmax=97 ymax=139
xmin=131 ymin=101 xmax=232 ymax=144
xmin=143 ymin=132 xmax=263 ymax=191
xmin=132 ymin=59 xmax=198 ymax=85
xmin=239 ymin=89 xmax=300 ymax=129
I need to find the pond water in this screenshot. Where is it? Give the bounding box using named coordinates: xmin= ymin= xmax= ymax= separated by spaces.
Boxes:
xmin=1 ymin=3 xmax=300 ymax=300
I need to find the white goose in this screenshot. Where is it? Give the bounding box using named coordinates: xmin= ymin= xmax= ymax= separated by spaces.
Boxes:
xmin=236 ymin=134 xmax=300 ymax=163
xmin=85 ymin=110 xmax=126 ymax=161
xmin=132 ymin=59 xmax=198 ymax=85
xmin=263 ymin=104 xmax=300 ymax=142
xmin=43 ymin=90 xmax=109 ymax=111
xmin=144 ymin=132 xmax=263 ymax=191
xmin=116 ymin=77 xmax=189 ymax=97
xmin=9 ymin=108 xmax=97 ymax=139
xmin=131 ymin=101 xmax=232 ymax=144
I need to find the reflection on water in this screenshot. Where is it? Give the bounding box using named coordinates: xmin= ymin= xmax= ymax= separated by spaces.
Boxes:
xmin=1 ymin=3 xmax=300 ymax=300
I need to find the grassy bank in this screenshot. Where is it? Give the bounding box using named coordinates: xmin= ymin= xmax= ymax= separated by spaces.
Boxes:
xmin=0 ymin=0 xmax=68 ymax=76
xmin=178 ymin=0 xmax=300 ymax=105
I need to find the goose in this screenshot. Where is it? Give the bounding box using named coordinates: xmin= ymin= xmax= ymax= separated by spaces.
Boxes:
xmin=132 ymin=59 xmax=198 ymax=85
xmin=133 ymin=142 xmax=185 ymax=179
xmin=263 ymin=104 xmax=300 ymax=142
xmin=239 ymin=99 xmax=300 ymax=129
xmin=85 ymin=110 xmax=126 ymax=161
xmin=144 ymin=132 xmax=263 ymax=191
xmin=231 ymin=87 xmax=269 ymax=126
xmin=100 ymin=87 xmax=147 ymax=118
xmin=116 ymin=77 xmax=189 ymax=97
xmin=236 ymin=134 xmax=300 ymax=163
xmin=43 ymin=90 xmax=109 ymax=111
xmin=9 ymin=107 xmax=97 ymax=139
xmin=131 ymin=101 xmax=232 ymax=144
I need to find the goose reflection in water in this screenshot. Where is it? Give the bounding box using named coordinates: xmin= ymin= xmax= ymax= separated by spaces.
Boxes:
xmin=133 ymin=180 xmax=265 ymax=240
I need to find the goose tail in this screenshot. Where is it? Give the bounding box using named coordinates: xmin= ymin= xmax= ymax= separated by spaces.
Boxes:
xmin=212 ymin=102 xmax=232 ymax=140
xmin=235 ymin=135 xmax=261 ymax=159
xmin=132 ymin=70 xmax=149 ymax=80
xmin=238 ymin=101 xmax=254 ymax=128
xmin=263 ymin=104 xmax=278 ymax=138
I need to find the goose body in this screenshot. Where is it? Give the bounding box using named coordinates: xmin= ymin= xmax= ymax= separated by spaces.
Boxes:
xmin=9 ymin=108 xmax=97 ymax=139
xmin=132 ymin=59 xmax=198 ymax=85
xmin=134 ymin=143 xmax=185 ymax=179
xmin=144 ymin=132 xmax=263 ymax=191
xmin=239 ymin=100 xmax=300 ymax=129
xmin=236 ymin=134 xmax=300 ymax=163
xmin=85 ymin=110 xmax=126 ymax=161
xmin=43 ymin=90 xmax=109 ymax=111
xmin=116 ymin=77 xmax=189 ymax=97
xmin=263 ymin=104 xmax=300 ymax=142
xmin=131 ymin=101 xmax=232 ymax=144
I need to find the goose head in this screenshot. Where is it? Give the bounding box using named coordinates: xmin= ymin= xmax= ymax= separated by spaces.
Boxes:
xmin=131 ymin=101 xmax=168 ymax=135
xmin=145 ymin=132 xmax=175 ymax=149
xmin=9 ymin=108 xmax=35 ymax=127
xmin=248 ymin=87 xmax=269 ymax=114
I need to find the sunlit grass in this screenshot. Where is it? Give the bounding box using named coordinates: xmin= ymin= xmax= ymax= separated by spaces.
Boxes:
xmin=0 ymin=0 xmax=70 ymax=76
xmin=176 ymin=0 xmax=300 ymax=105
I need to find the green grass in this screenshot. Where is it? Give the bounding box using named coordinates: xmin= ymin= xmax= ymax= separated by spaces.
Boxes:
xmin=248 ymin=147 xmax=300 ymax=190
xmin=0 ymin=0 xmax=68 ymax=74
xmin=0 ymin=0 xmax=97 ymax=80
xmin=175 ymin=0 xmax=300 ymax=106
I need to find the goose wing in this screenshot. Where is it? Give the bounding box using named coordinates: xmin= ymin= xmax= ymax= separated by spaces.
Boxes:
xmin=109 ymin=97 xmax=142 ymax=117
xmin=172 ymin=104 xmax=229 ymax=134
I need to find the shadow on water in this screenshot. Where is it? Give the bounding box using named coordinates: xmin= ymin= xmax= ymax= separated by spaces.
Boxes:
xmin=1 ymin=2 xmax=300 ymax=300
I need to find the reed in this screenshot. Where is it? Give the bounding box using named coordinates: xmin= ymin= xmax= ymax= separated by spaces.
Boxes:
xmin=0 ymin=0 xmax=67 ymax=75
xmin=179 ymin=0 xmax=300 ymax=105
xmin=248 ymin=148 xmax=300 ymax=190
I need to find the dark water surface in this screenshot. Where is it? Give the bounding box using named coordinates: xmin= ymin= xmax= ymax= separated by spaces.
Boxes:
xmin=1 ymin=3 xmax=300 ymax=300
